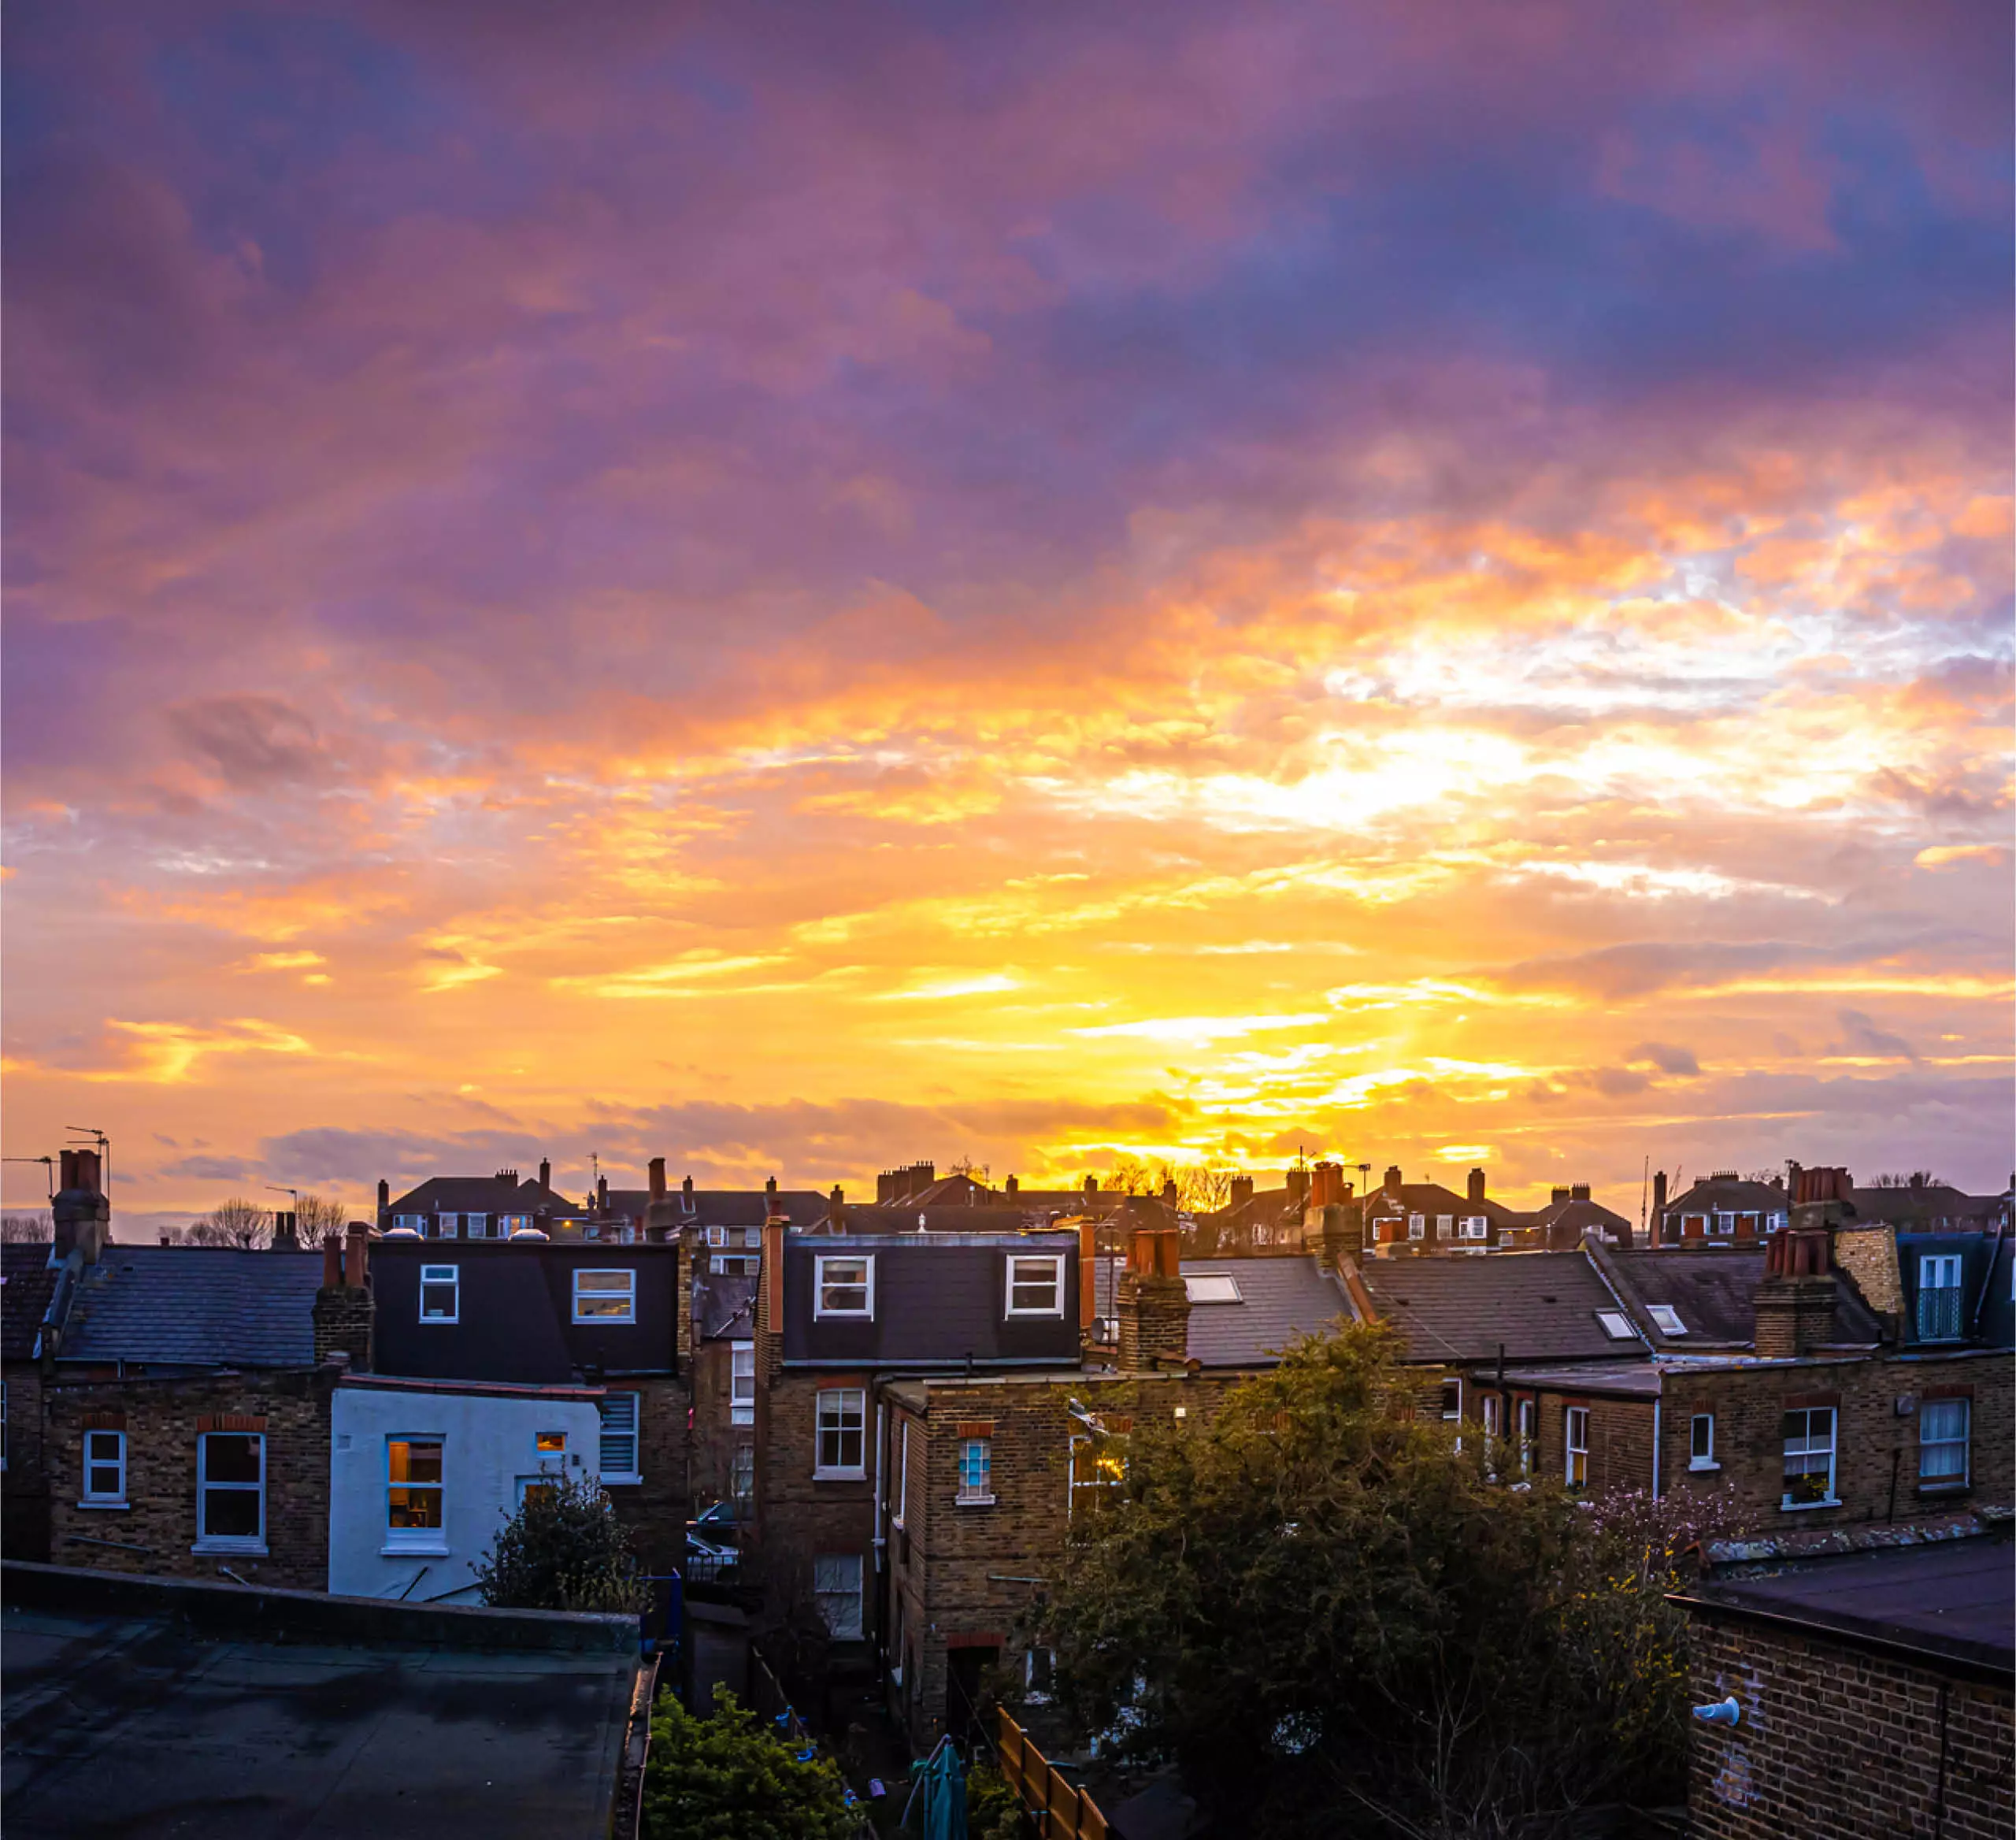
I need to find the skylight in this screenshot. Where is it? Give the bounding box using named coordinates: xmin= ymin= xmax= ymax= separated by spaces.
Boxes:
xmin=1184 ymin=1273 xmax=1243 ymax=1304
xmin=1647 ymin=1304 xmax=1688 ymax=1336
xmin=1595 ymin=1311 xmax=1636 ymax=1341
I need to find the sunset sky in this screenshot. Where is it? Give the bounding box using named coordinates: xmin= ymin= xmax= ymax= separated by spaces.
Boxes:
xmin=5 ymin=2 xmax=2011 ymax=1233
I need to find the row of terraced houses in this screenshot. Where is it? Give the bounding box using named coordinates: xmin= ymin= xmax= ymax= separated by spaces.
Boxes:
xmin=4 ymin=1150 xmax=2011 ymax=1837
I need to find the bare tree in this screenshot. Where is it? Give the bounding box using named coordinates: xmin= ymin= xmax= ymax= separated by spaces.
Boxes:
xmin=1870 ymin=1170 xmax=1946 ymax=1189
xmin=294 ymin=1193 xmax=350 ymax=1246
xmin=947 ymin=1156 xmax=991 ymax=1185
xmin=1105 ymin=1157 xmax=1154 ymax=1196
xmin=1 ymin=1211 xmax=54 ymax=1243
xmin=1174 ymin=1167 xmax=1234 ymax=1214
xmin=187 ymin=1196 xmax=271 ymax=1248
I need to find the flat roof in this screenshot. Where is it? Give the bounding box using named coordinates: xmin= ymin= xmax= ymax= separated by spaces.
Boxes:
xmin=1492 ymin=1362 xmax=1664 ymax=1397
xmin=2 ymin=1566 xmax=638 ymax=1838
xmin=1675 ymin=1538 xmax=2014 ymax=1679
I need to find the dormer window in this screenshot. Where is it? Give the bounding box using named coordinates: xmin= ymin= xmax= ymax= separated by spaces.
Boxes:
xmin=814 ymin=1255 xmax=874 ymax=1319
xmin=1005 ymin=1253 xmax=1065 ymax=1317
xmin=573 ymin=1270 xmax=636 ymax=1323
xmin=1647 ymin=1304 xmax=1688 ymax=1337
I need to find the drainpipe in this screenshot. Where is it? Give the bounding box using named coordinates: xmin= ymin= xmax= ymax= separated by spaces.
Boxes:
xmin=873 ymin=1397 xmax=888 ymax=1560
xmin=1651 ymin=1394 xmax=1662 ymax=1501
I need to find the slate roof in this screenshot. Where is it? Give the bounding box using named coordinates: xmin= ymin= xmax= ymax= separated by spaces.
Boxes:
xmin=1519 ymin=1196 xmax=1635 ymax=1247
xmin=693 ymin=1270 xmax=757 ymax=1341
xmin=1177 ymin=1257 xmax=1349 ymax=1367
xmin=1355 ymin=1251 xmax=1643 ymax=1363
xmin=1600 ymin=1246 xmax=1883 ymax=1350
xmin=1851 ymin=1185 xmax=2010 ymax=1230
xmin=622 ymin=1189 xmax=828 ymax=1228
xmin=2 ymin=1245 xmax=58 ymax=1363
xmin=1662 ymin=1176 xmax=1787 ymax=1219
xmin=1365 ymin=1182 xmax=1521 ymax=1227
xmin=58 ymin=1248 xmax=324 ymax=1369
xmin=1677 ymin=1538 xmax=2014 ymax=1675
xmin=386 ymin=1175 xmax=579 ymax=1219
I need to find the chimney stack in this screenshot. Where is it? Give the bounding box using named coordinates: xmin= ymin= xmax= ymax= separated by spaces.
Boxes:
xmin=828 ymin=1184 xmax=845 ymax=1229
xmin=1116 ymin=1227 xmax=1189 ymax=1370
xmin=765 ymin=1175 xmax=778 ymax=1199
xmin=1551 ymin=1186 xmax=1570 ymax=1206
xmin=648 ymin=1158 xmax=666 ymax=1201
xmin=343 ymin=1223 xmax=370 ymax=1290
xmin=1006 ymin=1174 xmax=1019 ymax=1198
xmin=1084 ymin=1174 xmax=1099 ymax=1197
xmin=496 ymin=1168 xmax=518 ymax=1185
xmin=1468 ymin=1168 xmax=1487 ymax=1206
xmin=1231 ymin=1174 xmax=1254 ymax=1208
xmin=538 ymin=1157 xmax=550 ymax=1189
xmin=1651 ymin=1170 xmax=1668 ymax=1241
xmin=1383 ymin=1166 xmax=1403 ymax=1200
xmin=1285 ymin=1167 xmax=1309 ymax=1208
xmin=683 ymin=1174 xmax=695 ymax=1200
xmin=1570 ymin=1183 xmax=1591 ymax=1204
xmin=1755 ymin=1220 xmax=1840 ymax=1357
xmin=376 ymin=1178 xmax=391 ymax=1226
xmin=596 ymin=1174 xmax=609 ymax=1213
xmin=52 ymin=1149 xmax=109 ymax=1267
xmin=1161 ymin=1177 xmax=1180 ymax=1209
xmin=1313 ymin=1199 xmax=1365 ymax=1274
xmin=321 ymin=1236 xmax=343 ymax=1288
xmin=315 ymin=1225 xmax=375 ymax=1369
xmin=270 ymin=1210 xmax=299 ymax=1252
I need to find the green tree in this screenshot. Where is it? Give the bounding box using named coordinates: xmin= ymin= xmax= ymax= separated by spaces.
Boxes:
xmin=640 ymin=1691 xmax=854 ymax=1840
xmin=472 ymin=1475 xmax=650 ymax=1614
xmin=1033 ymin=1324 xmax=1721 ymax=1838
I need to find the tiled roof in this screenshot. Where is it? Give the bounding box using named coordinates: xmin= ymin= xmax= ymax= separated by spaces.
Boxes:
xmin=1851 ymin=1186 xmax=2009 ymax=1228
xmin=2 ymin=1243 xmax=58 ymax=1362
xmin=1356 ymin=1251 xmax=1642 ymax=1363
xmin=386 ymin=1176 xmax=577 ymax=1218
xmin=1177 ymin=1257 xmax=1349 ymax=1367
xmin=1664 ymin=1177 xmax=1786 ymax=1215
xmin=1600 ymin=1245 xmax=1884 ymax=1349
xmin=59 ymin=1247 xmax=324 ymax=1368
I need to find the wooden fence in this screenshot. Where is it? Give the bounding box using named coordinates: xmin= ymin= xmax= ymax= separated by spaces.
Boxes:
xmin=996 ymin=1709 xmax=1110 ymax=1840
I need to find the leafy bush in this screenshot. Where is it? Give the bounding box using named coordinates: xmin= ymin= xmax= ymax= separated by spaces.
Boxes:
xmin=965 ymin=1762 xmax=1028 ymax=1840
xmin=1036 ymin=1322 xmax=1726 ymax=1838
xmin=640 ymin=1691 xmax=855 ymax=1840
xmin=472 ymin=1474 xmax=650 ymax=1613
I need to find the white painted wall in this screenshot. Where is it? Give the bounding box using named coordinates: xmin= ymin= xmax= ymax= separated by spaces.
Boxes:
xmin=328 ymin=1386 xmax=604 ymax=1602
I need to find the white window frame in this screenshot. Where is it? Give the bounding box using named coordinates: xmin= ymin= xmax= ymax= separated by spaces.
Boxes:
xmin=814 ymin=1387 xmax=866 ymax=1479
xmin=1918 ymin=1397 xmax=1970 ymax=1486
xmin=420 ymin=1264 xmax=459 ymax=1323
xmin=1596 ymin=1311 xmax=1636 ymax=1341
xmin=1023 ymin=1645 xmax=1055 ymax=1703
xmin=730 ymin=1341 xmax=756 ymax=1426
xmin=1480 ymin=1392 xmax=1503 ymax=1445
xmin=1440 ymin=1378 xmax=1462 ymax=1422
xmin=958 ymin=1436 xmax=994 ymax=1505
xmin=81 ymin=1427 xmax=128 ymax=1506
xmin=706 ymin=1226 xmax=727 ymax=1248
xmin=1781 ymin=1406 xmax=1838 ymax=1508
xmin=1516 ymin=1397 xmax=1536 ymax=1475
xmin=395 ymin=1213 xmax=427 ymax=1233
xmin=716 ymin=1253 xmax=760 ymax=1278
xmin=1917 ymin=1255 xmax=1964 ymax=1341
xmin=1689 ymin=1413 xmax=1718 ymax=1471
xmin=813 ymin=1552 xmax=864 ymax=1640
xmin=1435 ymin=1215 xmax=1454 ymax=1240
xmin=465 ymin=1213 xmax=489 ymax=1241
xmin=742 ymin=1226 xmax=762 ymax=1249
xmin=435 ymin=1213 xmax=458 ymax=1239
xmin=1564 ymin=1407 xmax=1589 ymax=1490
xmin=384 ymin=1435 xmax=448 ymax=1554
xmin=598 ymin=1392 xmax=641 ymax=1483
xmin=1460 ymin=1216 xmax=1490 ymax=1241
xmin=1005 ymin=1252 xmax=1067 ymax=1318
xmin=730 ymin=1441 xmax=755 ymax=1509
xmin=1184 ymin=1272 xmax=1242 ymax=1304
xmin=573 ymin=1268 xmax=637 ymax=1324
xmin=1647 ymin=1304 xmax=1688 ymax=1337
xmin=1407 ymin=1213 xmax=1426 ymax=1241
xmin=194 ymin=1430 xmax=267 ymax=1554
xmin=813 ymin=1255 xmax=875 ymax=1319
xmin=892 ymin=1420 xmax=910 ymax=1527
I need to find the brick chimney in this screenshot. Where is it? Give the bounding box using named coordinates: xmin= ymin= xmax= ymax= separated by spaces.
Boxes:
xmin=270 ymin=1210 xmax=299 ymax=1252
xmin=376 ymin=1177 xmax=391 ymax=1226
xmin=53 ymin=1149 xmax=110 ymax=1267
xmin=1117 ymin=1227 xmax=1189 ymax=1369
xmin=765 ymin=1175 xmax=778 ymax=1201
xmin=1161 ymin=1177 xmax=1180 ymax=1209
xmin=1230 ymin=1174 xmax=1254 ymax=1208
xmin=828 ymin=1184 xmax=845 ymax=1229
xmin=1312 ymin=1199 xmax=1365 ymax=1274
xmin=1570 ymin=1183 xmax=1591 ymax=1203
xmin=538 ymin=1158 xmax=550 ymax=1190
xmin=1285 ymin=1167 xmax=1309 ymax=1208
xmin=1551 ymin=1186 xmax=1570 ymax=1206
xmin=596 ymin=1174 xmax=609 ymax=1213
xmin=314 ymin=1225 xmax=374 ymax=1369
xmin=1006 ymin=1174 xmax=1019 ymax=1198
xmin=755 ymin=1217 xmax=788 ymax=1382
xmin=1084 ymin=1174 xmax=1099 ymax=1198
xmin=644 ymin=1159 xmax=678 ymax=1243
xmin=1754 ymin=1221 xmax=1839 ymax=1357
xmin=1078 ymin=1219 xmax=1099 ymax=1338
xmin=1651 ymin=1170 xmax=1668 ymax=1241
xmin=1383 ymin=1166 xmax=1403 ymax=1200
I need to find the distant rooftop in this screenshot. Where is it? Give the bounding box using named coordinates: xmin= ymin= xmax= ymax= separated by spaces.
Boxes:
xmin=57 ymin=1246 xmax=325 ymax=1369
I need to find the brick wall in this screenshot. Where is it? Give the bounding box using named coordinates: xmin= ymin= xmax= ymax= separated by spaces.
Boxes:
xmin=885 ymin=1371 xmax=1243 ymax=1746
xmin=1687 ymin=1611 xmax=2014 ymax=1839
xmin=3 ymin=1362 xmax=50 ymax=1561
xmin=598 ymin=1371 xmax=691 ymax=1573
xmin=1661 ymin=1351 xmax=2013 ymax=1534
xmin=754 ymin=1368 xmax=879 ymax=1635
xmin=46 ymin=1367 xmax=335 ymax=1590
xmin=688 ymin=1335 xmax=754 ymax=1515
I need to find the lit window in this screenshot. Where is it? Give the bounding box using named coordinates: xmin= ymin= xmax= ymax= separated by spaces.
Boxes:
xmin=813 ymin=1553 xmax=864 ymax=1639
xmin=196 ymin=1432 xmax=265 ymax=1550
xmin=1596 ymin=1311 xmax=1636 ymax=1341
xmin=535 ymin=1430 xmax=566 ymax=1455
xmin=1781 ymin=1407 xmax=1837 ymax=1507
xmin=1006 ymin=1253 xmax=1066 ymax=1317
xmin=1647 ymin=1304 xmax=1688 ymax=1337
xmin=1917 ymin=1255 xmax=1963 ymax=1341
xmin=814 ymin=1256 xmax=874 ymax=1319
xmin=420 ymin=1265 xmax=458 ymax=1322
xmin=1690 ymin=1414 xmax=1717 ymax=1470
xmin=598 ymin=1393 xmax=640 ymax=1481
xmin=958 ymin=1438 xmax=993 ymax=1504
xmin=815 ymin=1388 xmax=866 ymax=1478
xmin=1564 ymin=1408 xmax=1589 ymax=1490
xmin=730 ymin=1341 xmax=756 ymax=1426
xmin=1184 ymin=1273 xmax=1242 ymax=1304
xmin=387 ymin=1438 xmax=445 ymax=1547
xmin=82 ymin=1428 xmax=127 ymax=1504
xmin=706 ymin=1226 xmax=727 ymax=1248
xmin=1068 ymin=1422 xmax=1129 ymax=1518
xmin=573 ymin=1269 xmax=636 ymax=1323
xmin=1919 ymin=1398 xmax=1970 ymax=1486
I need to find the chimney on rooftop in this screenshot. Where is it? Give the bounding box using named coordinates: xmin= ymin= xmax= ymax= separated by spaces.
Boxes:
xmin=1384 ymin=1167 xmax=1403 ymax=1200
xmin=1652 ymin=1170 xmax=1668 ymax=1241
xmin=52 ymin=1149 xmax=109 ymax=1267
xmin=1551 ymin=1186 xmax=1570 ymax=1207
xmin=596 ymin=1174 xmax=609 ymax=1213
xmin=828 ymin=1184 xmax=845 ymax=1230
xmin=270 ymin=1210 xmax=299 ymax=1252
xmin=648 ymin=1158 xmax=666 ymax=1201
xmin=683 ymin=1174 xmax=694 ymax=1200
xmin=376 ymin=1178 xmax=390 ymax=1227
xmin=1084 ymin=1174 xmax=1099 ymax=1197
xmin=765 ymin=1175 xmax=778 ymax=1200
xmin=1754 ymin=1219 xmax=1839 ymax=1357
xmin=1570 ymin=1183 xmax=1591 ymax=1204
xmin=316 ymin=1225 xmax=375 ymax=1369
xmin=1230 ymin=1174 xmax=1254 ymax=1208
xmin=1116 ymin=1226 xmax=1189 ymax=1370
xmin=1006 ymin=1174 xmax=1019 ymax=1198
xmin=1285 ymin=1167 xmax=1309 ymax=1208
xmin=496 ymin=1168 xmax=518 ymax=1185
xmin=1161 ymin=1177 xmax=1180 ymax=1209
xmin=1468 ymin=1168 xmax=1487 ymax=1206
